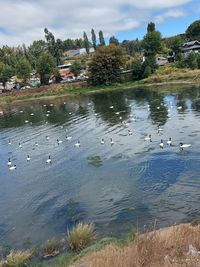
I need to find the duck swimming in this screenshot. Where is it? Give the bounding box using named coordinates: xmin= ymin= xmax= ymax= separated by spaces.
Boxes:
xmin=160 ymin=139 xmax=164 ymax=149
xmin=9 ymin=165 xmax=16 ymax=171
xmin=7 ymin=158 xmax=12 ymax=166
xmin=27 ymin=155 xmax=31 ymax=162
xmin=101 ymin=139 xmax=105 ymax=144
xmin=74 ymin=141 xmax=81 ymax=147
xmin=46 ymin=156 xmax=52 ymax=164
xmin=180 ymin=142 xmax=191 ymax=150
xmin=167 ymin=137 xmax=172 ymax=146
xmin=144 ymin=135 xmax=152 ymax=142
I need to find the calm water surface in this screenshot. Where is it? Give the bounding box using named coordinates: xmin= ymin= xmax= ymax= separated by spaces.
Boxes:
xmin=0 ymin=85 xmax=200 ymax=248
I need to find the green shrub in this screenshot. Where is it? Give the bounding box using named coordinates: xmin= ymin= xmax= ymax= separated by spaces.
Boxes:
xmin=67 ymin=223 xmax=95 ymax=252
xmin=0 ymin=250 xmax=32 ymax=267
xmin=42 ymin=239 xmax=61 ymax=256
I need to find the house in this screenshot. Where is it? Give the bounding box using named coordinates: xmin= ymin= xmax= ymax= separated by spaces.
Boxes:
xmin=182 ymin=40 xmax=200 ymax=56
xmin=57 ymin=63 xmax=74 ymax=79
xmin=64 ymin=48 xmax=95 ymax=59
xmin=156 ymin=56 xmax=168 ymax=66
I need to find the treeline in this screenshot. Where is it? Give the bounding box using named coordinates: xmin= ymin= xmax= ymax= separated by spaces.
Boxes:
xmin=0 ymin=19 xmax=199 ymax=87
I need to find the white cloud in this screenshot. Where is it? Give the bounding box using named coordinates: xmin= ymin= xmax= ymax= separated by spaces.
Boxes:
xmin=154 ymin=9 xmax=186 ymax=23
xmin=0 ymin=0 xmax=192 ymax=46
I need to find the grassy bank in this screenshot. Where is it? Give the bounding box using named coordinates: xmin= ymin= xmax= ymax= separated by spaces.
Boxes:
xmin=0 ymin=67 xmax=200 ymax=105
xmin=1 ymin=222 xmax=200 ymax=267
xmin=38 ymin=223 xmax=200 ymax=267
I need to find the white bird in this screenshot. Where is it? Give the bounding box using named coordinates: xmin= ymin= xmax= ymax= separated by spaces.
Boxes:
xmin=46 ymin=136 xmax=50 ymax=140
xmin=160 ymin=139 xmax=164 ymax=149
xmin=7 ymin=158 xmax=12 ymax=166
xmin=66 ymin=135 xmax=72 ymax=141
xmin=8 ymin=140 xmax=12 ymax=145
xmin=30 ymin=113 xmax=34 ymax=116
xmin=128 ymin=130 xmax=133 ymax=135
xmin=144 ymin=135 xmax=152 ymax=142
xmin=57 ymin=139 xmax=62 ymax=145
xmin=177 ymin=106 xmax=182 ymax=110
xmin=27 ymin=155 xmax=31 ymax=162
xmin=25 ymin=120 xmax=29 ymax=123
xmin=110 ymin=138 xmax=114 ymax=145
xmin=74 ymin=141 xmax=80 ymax=147
xmin=9 ymin=165 xmax=16 ymax=171
xmin=50 ymin=103 xmax=54 ymax=107
xmin=180 ymin=142 xmax=191 ymax=150
xmin=35 ymin=142 xmax=38 ymax=147
xmin=109 ymin=106 xmax=114 ymax=109
xmin=167 ymin=137 xmax=172 ymax=146
xmin=19 ymin=143 xmax=22 ymax=148
xmin=158 ymin=125 xmax=163 ymax=133
xmin=46 ymin=156 xmax=52 ymax=164
xmin=101 ymin=138 xmax=105 ymax=144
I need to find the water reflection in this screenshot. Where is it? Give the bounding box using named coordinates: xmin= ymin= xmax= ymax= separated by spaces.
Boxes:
xmin=0 ymin=85 xmax=200 ymax=248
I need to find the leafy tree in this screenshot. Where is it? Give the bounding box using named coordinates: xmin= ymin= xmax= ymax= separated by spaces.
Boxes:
xmin=70 ymin=61 xmax=82 ymax=77
xmin=186 ymin=20 xmax=200 ymax=41
xmin=147 ymin=22 xmax=155 ymax=33
xmin=142 ymin=55 xmax=158 ymax=74
xmin=0 ymin=63 xmax=14 ymax=88
xmin=169 ymin=36 xmax=184 ymax=61
xmin=109 ymin=36 xmax=119 ymax=45
xmin=131 ymin=60 xmax=143 ymax=80
xmin=185 ymin=52 xmax=198 ymax=69
xmin=36 ymin=52 xmax=56 ymax=85
xmin=99 ymin=30 xmax=105 ymax=46
xmin=28 ymin=40 xmax=47 ymax=68
xmin=16 ymin=57 xmax=31 ymax=82
xmin=121 ymin=39 xmax=142 ymax=55
xmin=88 ymin=44 xmax=126 ymax=85
xmin=83 ymin=32 xmax=90 ymax=54
xmin=91 ymin=29 xmax=97 ymax=50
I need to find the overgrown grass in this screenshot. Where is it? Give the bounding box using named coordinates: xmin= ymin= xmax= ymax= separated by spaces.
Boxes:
xmin=0 ymin=250 xmax=32 ymax=267
xmin=67 ymin=223 xmax=95 ymax=252
xmin=41 ymin=239 xmax=63 ymax=258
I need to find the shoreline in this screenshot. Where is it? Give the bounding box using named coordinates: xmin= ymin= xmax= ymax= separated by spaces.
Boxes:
xmin=0 ymin=79 xmax=199 ymax=106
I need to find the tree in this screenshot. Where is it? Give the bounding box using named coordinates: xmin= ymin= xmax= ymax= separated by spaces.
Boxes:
xmin=83 ymin=32 xmax=90 ymax=54
xmin=99 ymin=30 xmax=105 ymax=46
xmin=16 ymin=57 xmax=31 ymax=83
xmin=142 ymin=29 xmax=162 ymax=56
xmin=147 ymin=22 xmax=155 ymax=33
xmin=143 ymin=65 xmax=152 ymax=78
xmin=186 ymin=20 xmax=200 ymax=41
xmin=169 ymin=36 xmax=184 ymax=61
xmin=185 ymin=52 xmax=198 ymax=69
xmin=131 ymin=60 xmax=143 ymax=80
xmin=91 ymin=29 xmax=97 ymax=50
xmin=70 ymin=61 xmax=82 ymax=77
xmin=88 ymin=44 xmax=127 ymax=85
xmin=0 ymin=63 xmax=14 ymax=88
xmin=36 ymin=52 xmax=56 ymax=85
xmin=109 ymin=36 xmax=119 ymax=45
xmin=44 ymin=28 xmax=62 ymax=65
xmin=28 ymin=40 xmax=47 ymax=68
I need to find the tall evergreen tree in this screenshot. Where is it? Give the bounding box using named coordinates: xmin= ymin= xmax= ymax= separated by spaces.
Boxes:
xmin=147 ymin=22 xmax=155 ymax=33
xmin=91 ymin=29 xmax=97 ymax=50
xmin=83 ymin=32 xmax=90 ymax=54
xmin=99 ymin=30 xmax=105 ymax=46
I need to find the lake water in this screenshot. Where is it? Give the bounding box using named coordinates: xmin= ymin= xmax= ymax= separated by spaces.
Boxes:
xmin=0 ymin=84 xmax=200 ymax=249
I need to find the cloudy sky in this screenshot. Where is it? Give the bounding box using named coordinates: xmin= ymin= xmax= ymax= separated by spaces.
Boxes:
xmin=0 ymin=0 xmax=199 ymax=47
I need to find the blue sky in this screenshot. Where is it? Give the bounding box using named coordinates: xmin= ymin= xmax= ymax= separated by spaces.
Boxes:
xmin=0 ymin=0 xmax=199 ymax=47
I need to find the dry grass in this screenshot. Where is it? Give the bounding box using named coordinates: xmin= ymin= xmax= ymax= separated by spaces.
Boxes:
xmin=0 ymin=250 xmax=32 ymax=267
xmin=70 ymin=224 xmax=200 ymax=267
xmin=67 ymin=223 xmax=95 ymax=252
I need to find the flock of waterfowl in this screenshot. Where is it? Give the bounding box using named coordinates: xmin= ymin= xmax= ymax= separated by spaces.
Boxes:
xmin=5 ymin=101 xmax=192 ymax=171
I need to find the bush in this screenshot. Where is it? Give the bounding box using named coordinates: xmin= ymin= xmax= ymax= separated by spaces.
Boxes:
xmin=67 ymin=223 xmax=95 ymax=252
xmin=131 ymin=60 xmax=143 ymax=80
xmin=143 ymin=65 xmax=152 ymax=78
xmin=0 ymin=250 xmax=32 ymax=267
xmin=41 ymin=238 xmax=62 ymax=257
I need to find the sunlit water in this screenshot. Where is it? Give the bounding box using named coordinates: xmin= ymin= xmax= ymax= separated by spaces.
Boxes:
xmin=0 ymin=85 xmax=200 ymax=249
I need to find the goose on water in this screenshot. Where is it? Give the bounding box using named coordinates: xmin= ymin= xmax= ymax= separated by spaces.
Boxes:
xmin=160 ymin=139 xmax=164 ymax=149
xmin=180 ymin=142 xmax=191 ymax=150
xmin=66 ymin=135 xmax=72 ymax=141
xmin=46 ymin=156 xmax=52 ymax=164
xmin=144 ymin=135 xmax=152 ymax=142
xmin=9 ymin=165 xmax=16 ymax=171
xmin=101 ymin=139 xmax=105 ymax=144
xmin=7 ymin=158 xmax=12 ymax=166
xmin=167 ymin=137 xmax=172 ymax=146
xmin=27 ymin=155 xmax=31 ymax=162
xmin=8 ymin=140 xmax=12 ymax=145
xmin=19 ymin=143 xmax=22 ymax=148
xmin=57 ymin=139 xmax=63 ymax=145
xmin=74 ymin=141 xmax=80 ymax=147
xmin=110 ymin=138 xmax=114 ymax=145
xmin=128 ymin=130 xmax=132 ymax=135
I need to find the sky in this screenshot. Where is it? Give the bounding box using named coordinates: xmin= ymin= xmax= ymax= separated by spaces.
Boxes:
xmin=0 ymin=0 xmax=199 ymax=47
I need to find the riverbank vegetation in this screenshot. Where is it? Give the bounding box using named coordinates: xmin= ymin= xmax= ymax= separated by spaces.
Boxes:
xmin=1 ymin=222 xmax=200 ymax=266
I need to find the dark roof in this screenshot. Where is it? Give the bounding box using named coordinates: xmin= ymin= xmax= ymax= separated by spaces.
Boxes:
xmin=183 ymin=40 xmax=200 ymax=47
